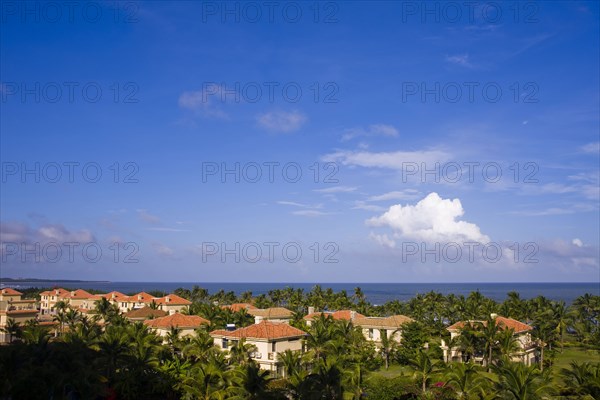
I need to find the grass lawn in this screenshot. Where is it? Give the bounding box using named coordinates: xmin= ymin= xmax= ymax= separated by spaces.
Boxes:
xmin=371 ymin=364 xmax=408 ymax=378
xmin=551 ymin=346 xmax=600 ymax=370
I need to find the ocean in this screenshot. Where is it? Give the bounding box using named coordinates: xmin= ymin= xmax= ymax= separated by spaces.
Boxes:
xmin=2 ymin=281 xmax=598 ymax=305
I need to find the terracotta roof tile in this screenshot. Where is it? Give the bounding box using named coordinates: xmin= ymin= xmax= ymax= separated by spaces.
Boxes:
xmin=248 ymin=307 xmax=293 ymax=319
xmin=304 ymin=310 xmax=365 ymax=321
xmin=1 ymin=288 xmax=23 ymax=296
xmin=210 ymin=321 xmax=306 ymax=340
xmin=125 ymin=292 xmax=157 ymax=303
xmin=154 ymin=294 xmax=192 ymax=305
xmin=144 ymin=313 xmax=209 ymax=329
xmin=354 ymin=315 xmax=413 ymax=328
xmin=447 ymin=316 xmax=533 ymax=333
xmin=63 ymin=289 xmax=94 ymax=299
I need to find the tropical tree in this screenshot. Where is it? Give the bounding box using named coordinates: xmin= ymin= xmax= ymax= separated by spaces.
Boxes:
xmin=492 ymin=361 xmax=554 ymax=400
xmin=444 ymin=362 xmax=487 ymax=399
xmin=1 ymin=318 xmax=21 ymax=343
xmin=408 ymin=349 xmax=443 ymax=393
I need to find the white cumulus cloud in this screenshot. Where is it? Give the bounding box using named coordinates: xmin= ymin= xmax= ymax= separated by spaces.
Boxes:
xmin=256 ymin=110 xmax=307 ymax=133
xmin=366 ymin=192 xmax=489 ymax=243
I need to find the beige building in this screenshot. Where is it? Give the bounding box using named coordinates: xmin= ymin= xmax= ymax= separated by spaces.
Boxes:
xmin=124 ymin=306 xmax=167 ymax=322
xmin=248 ymin=307 xmax=293 ymax=324
xmin=353 ymin=315 xmax=414 ymax=345
xmin=440 ymin=314 xmax=538 ymax=366
xmin=211 ymin=321 xmax=307 ymax=376
xmin=0 ymin=288 xmax=39 ymax=343
xmin=40 ymin=288 xmax=191 ymax=315
xmin=144 ymin=313 xmax=210 ymax=340
xmin=303 ymin=309 xmax=365 ymax=326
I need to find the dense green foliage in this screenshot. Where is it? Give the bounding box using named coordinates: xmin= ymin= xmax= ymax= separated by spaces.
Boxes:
xmin=1 ymin=286 xmax=599 ymax=399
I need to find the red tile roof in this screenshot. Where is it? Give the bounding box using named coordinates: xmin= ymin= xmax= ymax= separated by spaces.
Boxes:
xmin=447 ymin=316 xmax=533 ymax=334
xmin=144 ymin=313 xmax=209 ymax=329
xmin=1 ymin=288 xmax=23 ymax=296
xmin=40 ymin=288 xmax=70 ymax=297
xmin=126 ymin=292 xmax=156 ymax=303
xmin=304 ymin=310 xmax=365 ymax=321
xmin=155 ymin=294 xmax=192 ymax=305
xmin=101 ymin=291 xmax=128 ymax=300
xmin=63 ymin=289 xmax=94 ymax=299
xmin=211 ymin=321 xmax=307 ymax=340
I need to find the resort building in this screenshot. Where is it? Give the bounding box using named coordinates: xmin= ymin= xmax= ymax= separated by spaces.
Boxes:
xmin=0 ymin=288 xmax=39 ymax=343
xmin=222 ymin=303 xmax=258 ymax=312
xmin=144 ymin=313 xmax=210 ymax=340
xmin=124 ymin=306 xmax=168 ymax=322
xmin=303 ymin=309 xmax=365 ymax=326
xmin=353 ymin=315 xmax=414 ymax=345
xmin=247 ymin=307 xmax=293 ymax=324
xmin=440 ymin=314 xmax=538 ymax=366
xmin=210 ymin=321 xmax=307 ymax=376
xmin=39 ymin=288 xmax=191 ymax=315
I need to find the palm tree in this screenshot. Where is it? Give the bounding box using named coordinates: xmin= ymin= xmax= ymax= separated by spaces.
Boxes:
xmin=183 ymin=329 xmax=217 ymax=362
xmin=277 ymin=349 xmax=303 ymax=378
xmin=227 ymin=338 xmax=257 ymax=366
xmin=1 ymin=318 xmax=21 ymax=343
xmin=408 ymin=349 xmax=443 ymax=393
xmin=552 ymin=301 xmax=569 ymax=352
xmin=378 ymin=328 xmax=397 ymax=370
xmin=480 ymin=315 xmax=501 ymax=371
xmin=229 ymin=363 xmax=273 ymax=399
xmin=560 ymin=361 xmax=600 ymax=397
xmin=445 ymin=362 xmax=487 ymax=399
xmin=95 ymin=326 xmax=132 ymax=384
xmin=178 ymin=359 xmax=228 ymax=400
xmin=492 ymin=360 xmax=555 ymax=400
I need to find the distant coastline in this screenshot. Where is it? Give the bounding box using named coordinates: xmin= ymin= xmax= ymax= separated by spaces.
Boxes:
xmin=0 ymin=277 xmax=111 ymax=283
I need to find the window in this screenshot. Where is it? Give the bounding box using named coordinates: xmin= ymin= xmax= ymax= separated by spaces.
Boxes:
xmin=222 ymin=338 xmax=228 ymax=349
xmin=271 ymin=342 xmax=276 ymax=352
xmin=368 ymin=329 xmax=373 ymax=339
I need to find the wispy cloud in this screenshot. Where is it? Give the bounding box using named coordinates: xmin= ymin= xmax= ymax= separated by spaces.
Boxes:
xmin=314 ymin=186 xmax=358 ymax=193
xmin=341 ymin=124 xmax=399 ymax=141
xmin=292 ymin=210 xmax=331 ymax=217
xmin=581 ymin=141 xmax=600 ymax=154
xmin=178 ymin=84 xmax=229 ymax=118
xmin=368 ymin=189 xmax=421 ymax=202
xmin=445 ymin=54 xmax=474 ymax=68
xmin=256 ymin=110 xmax=307 ymax=133
xmin=136 ymin=209 xmax=161 ymax=224
xmin=322 ymin=149 xmax=452 ymax=170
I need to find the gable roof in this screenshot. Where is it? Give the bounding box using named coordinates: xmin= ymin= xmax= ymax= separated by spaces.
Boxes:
xmin=63 ymin=289 xmax=94 ymax=299
xmin=304 ymin=310 xmax=365 ymax=321
xmin=1 ymin=288 xmax=22 ymax=296
xmin=101 ymin=291 xmax=128 ymax=300
xmin=126 ymin=292 xmax=156 ymax=303
xmin=354 ymin=315 xmax=413 ymax=328
xmin=447 ymin=316 xmax=533 ymax=334
xmin=154 ymin=294 xmax=192 ymax=305
xmin=144 ymin=313 xmax=209 ymax=329
xmin=40 ymin=288 xmax=70 ymax=297
xmin=125 ymin=306 xmax=168 ymax=319
xmin=248 ymin=307 xmax=293 ymax=319
xmin=211 ymin=321 xmax=307 ymax=340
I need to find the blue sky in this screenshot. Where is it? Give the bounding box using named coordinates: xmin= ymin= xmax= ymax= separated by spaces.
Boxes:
xmin=1 ymin=1 xmax=598 ymax=283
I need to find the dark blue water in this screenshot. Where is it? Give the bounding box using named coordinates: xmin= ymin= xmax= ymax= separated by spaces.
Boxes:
xmin=2 ymin=282 xmax=598 ymax=305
